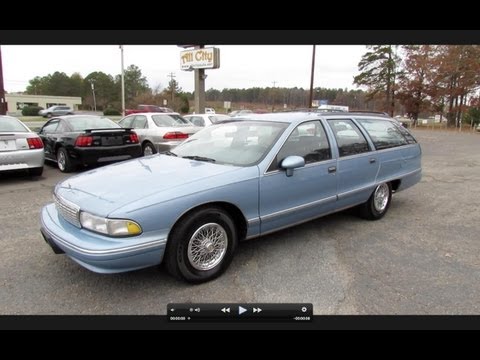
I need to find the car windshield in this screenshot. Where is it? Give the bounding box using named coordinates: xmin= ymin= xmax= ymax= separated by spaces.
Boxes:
xmin=152 ymin=114 xmax=191 ymax=127
xmin=65 ymin=116 xmax=119 ymax=131
xmin=0 ymin=117 xmax=28 ymax=132
xmin=172 ymin=120 xmax=288 ymax=166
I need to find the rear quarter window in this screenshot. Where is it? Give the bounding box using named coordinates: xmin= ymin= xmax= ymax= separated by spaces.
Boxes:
xmin=357 ymin=119 xmax=411 ymax=150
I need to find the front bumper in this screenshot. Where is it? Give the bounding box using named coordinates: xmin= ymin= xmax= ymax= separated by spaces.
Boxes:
xmin=0 ymin=148 xmax=44 ymax=172
xmin=40 ymin=203 xmax=167 ymax=273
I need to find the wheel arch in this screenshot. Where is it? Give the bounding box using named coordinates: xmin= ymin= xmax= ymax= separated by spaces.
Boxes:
xmin=390 ymin=179 xmax=401 ymax=192
xmin=169 ymin=202 xmax=248 ymax=243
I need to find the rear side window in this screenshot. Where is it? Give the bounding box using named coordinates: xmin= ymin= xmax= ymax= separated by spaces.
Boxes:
xmin=327 ymin=119 xmax=371 ymax=157
xmin=357 ymin=119 xmax=409 ymax=150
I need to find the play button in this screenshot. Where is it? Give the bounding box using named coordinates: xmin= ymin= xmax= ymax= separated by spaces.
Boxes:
xmin=238 ymin=306 xmax=247 ymax=315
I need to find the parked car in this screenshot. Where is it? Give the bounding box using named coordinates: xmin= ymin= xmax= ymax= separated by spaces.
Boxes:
xmin=38 ymin=115 xmax=142 ymax=172
xmin=0 ymin=115 xmax=44 ymax=176
xmin=476 ymin=123 xmax=480 ymax=132
xmin=118 ymin=112 xmax=202 ymax=156
xmin=39 ymin=106 xmax=74 ymax=118
xmin=125 ymin=105 xmax=173 ymax=116
xmin=229 ymin=109 xmax=253 ymax=117
xmin=183 ymin=114 xmax=231 ymax=127
xmin=204 ymin=107 xmax=215 ymax=114
xmin=41 ymin=112 xmax=422 ymax=283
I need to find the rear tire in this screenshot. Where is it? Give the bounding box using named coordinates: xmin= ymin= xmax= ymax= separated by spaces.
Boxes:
xmin=57 ymin=147 xmax=74 ymax=173
xmin=359 ymin=182 xmax=392 ymax=220
xmin=29 ymin=167 xmax=43 ymax=177
xmin=165 ymin=207 xmax=237 ymax=283
xmin=143 ymin=142 xmax=156 ymax=156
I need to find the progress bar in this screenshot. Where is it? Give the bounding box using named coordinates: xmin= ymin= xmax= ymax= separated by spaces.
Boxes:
xmin=167 ymin=303 xmax=313 ymax=322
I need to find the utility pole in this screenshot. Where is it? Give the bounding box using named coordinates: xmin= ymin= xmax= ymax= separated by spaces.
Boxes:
xmin=272 ymin=81 xmax=277 ymax=112
xmin=194 ymin=45 xmax=206 ymax=114
xmin=90 ymin=81 xmax=96 ymax=112
xmin=167 ymin=72 xmax=176 ymax=104
xmin=308 ymin=45 xmax=316 ymax=109
xmin=120 ymin=45 xmax=125 ymax=116
xmin=0 ymin=46 xmax=6 ymax=115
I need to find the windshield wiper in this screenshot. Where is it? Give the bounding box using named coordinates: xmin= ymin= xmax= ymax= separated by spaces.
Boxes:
xmin=163 ymin=151 xmax=177 ymax=157
xmin=182 ymin=155 xmax=216 ymax=163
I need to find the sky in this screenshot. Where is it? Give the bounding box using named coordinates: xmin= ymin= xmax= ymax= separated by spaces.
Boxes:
xmin=1 ymin=45 xmax=367 ymax=93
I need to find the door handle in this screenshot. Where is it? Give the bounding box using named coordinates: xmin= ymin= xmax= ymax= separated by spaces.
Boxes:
xmin=369 ymin=158 xmax=376 ymax=163
xmin=328 ymin=166 xmax=336 ymax=173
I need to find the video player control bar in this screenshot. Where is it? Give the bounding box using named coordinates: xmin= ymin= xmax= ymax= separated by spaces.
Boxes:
xmin=167 ymin=303 xmax=312 ymax=322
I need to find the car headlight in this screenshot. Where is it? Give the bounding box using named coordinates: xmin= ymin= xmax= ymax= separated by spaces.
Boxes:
xmin=79 ymin=211 xmax=142 ymax=237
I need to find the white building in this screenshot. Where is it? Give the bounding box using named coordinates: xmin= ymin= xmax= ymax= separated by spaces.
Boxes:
xmin=5 ymin=93 xmax=82 ymax=116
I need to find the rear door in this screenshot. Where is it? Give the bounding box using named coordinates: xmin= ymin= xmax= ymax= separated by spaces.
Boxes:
xmin=326 ymin=118 xmax=379 ymax=208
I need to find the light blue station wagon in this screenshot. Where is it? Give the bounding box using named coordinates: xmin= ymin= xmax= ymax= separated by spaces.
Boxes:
xmin=41 ymin=112 xmax=422 ymax=282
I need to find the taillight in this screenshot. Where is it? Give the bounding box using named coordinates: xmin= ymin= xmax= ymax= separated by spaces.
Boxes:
xmin=27 ymin=137 xmax=44 ymax=149
xmin=130 ymin=133 xmax=139 ymax=143
xmin=75 ymin=135 xmax=93 ymax=147
xmin=163 ymin=132 xmax=189 ymax=140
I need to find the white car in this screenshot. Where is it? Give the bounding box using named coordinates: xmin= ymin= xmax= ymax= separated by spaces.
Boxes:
xmin=118 ymin=112 xmax=202 ymax=156
xmin=184 ymin=114 xmax=231 ymax=127
xmin=205 ymin=107 xmax=215 ymax=114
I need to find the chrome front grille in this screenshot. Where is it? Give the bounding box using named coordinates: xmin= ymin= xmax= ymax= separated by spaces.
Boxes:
xmin=54 ymin=194 xmax=81 ymax=228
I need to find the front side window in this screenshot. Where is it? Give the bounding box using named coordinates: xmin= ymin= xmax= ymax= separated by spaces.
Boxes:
xmin=269 ymin=121 xmax=331 ymax=171
xmin=41 ymin=119 xmax=60 ymax=133
xmin=119 ymin=116 xmax=135 ymax=128
xmin=327 ymin=119 xmax=371 ymax=157
xmin=357 ymin=119 xmax=409 ymax=150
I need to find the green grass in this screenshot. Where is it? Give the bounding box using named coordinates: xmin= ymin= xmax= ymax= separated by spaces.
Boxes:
xmin=18 ymin=116 xmax=46 ymax=122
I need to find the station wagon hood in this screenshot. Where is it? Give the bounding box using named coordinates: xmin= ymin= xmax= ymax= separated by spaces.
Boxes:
xmin=55 ymin=155 xmax=244 ymax=216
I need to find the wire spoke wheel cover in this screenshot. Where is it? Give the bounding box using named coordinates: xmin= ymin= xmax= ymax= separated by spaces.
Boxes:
xmin=374 ymin=183 xmax=389 ymax=212
xmin=187 ymin=223 xmax=228 ymax=271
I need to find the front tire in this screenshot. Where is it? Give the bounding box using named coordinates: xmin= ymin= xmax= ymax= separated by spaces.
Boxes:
xmin=57 ymin=147 xmax=74 ymax=173
xmin=165 ymin=207 xmax=237 ymax=283
xmin=359 ymin=182 xmax=392 ymax=220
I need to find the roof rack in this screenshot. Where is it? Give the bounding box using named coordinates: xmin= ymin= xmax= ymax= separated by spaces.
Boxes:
xmin=348 ymin=110 xmax=390 ymax=116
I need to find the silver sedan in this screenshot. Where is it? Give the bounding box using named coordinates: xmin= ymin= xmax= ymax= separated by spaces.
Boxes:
xmin=118 ymin=112 xmax=202 ymax=156
xmin=0 ymin=115 xmax=45 ymax=176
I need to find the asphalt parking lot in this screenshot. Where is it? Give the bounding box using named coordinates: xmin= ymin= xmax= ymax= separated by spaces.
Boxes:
xmin=1 ymin=129 xmax=479 ymax=315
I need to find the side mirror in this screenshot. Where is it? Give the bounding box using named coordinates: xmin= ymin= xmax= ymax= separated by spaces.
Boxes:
xmin=281 ymin=155 xmax=305 ymax=177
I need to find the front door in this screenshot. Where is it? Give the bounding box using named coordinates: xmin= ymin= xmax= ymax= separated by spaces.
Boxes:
xmin=259 ymin=121 xmax=338 ymax=234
